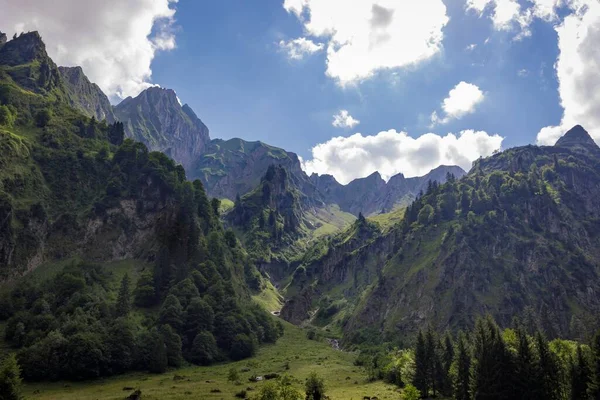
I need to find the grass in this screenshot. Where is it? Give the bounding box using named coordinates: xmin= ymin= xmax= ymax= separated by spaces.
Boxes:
xmin=368 ymin=207 xmax=406 ymax=231
xmin=252 ymin=280 xmax=284 ymax=312
xmin=22 ymin=322 xmax=401 ymax=400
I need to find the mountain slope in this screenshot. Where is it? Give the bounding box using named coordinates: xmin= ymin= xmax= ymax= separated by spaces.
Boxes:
xmin=193 ymin=138 xmax=314 ymax=200
xmin=59 ymin=66 xmax=115 ymax=122
xmin=0 ymin=32 xmax=282 ymax=382
xmin=283 ymin=126 xmax=600 ymax=342
xmin=114 ymin=87 xmax=210 ymax=171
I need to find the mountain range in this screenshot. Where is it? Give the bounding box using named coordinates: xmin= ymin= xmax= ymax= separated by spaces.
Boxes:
xmin=2 ymin=30 xmax=599 ymax=351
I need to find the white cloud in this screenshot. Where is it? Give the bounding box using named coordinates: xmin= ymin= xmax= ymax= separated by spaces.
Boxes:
xmin=430 ymin=81 xmax=485 ymax=126
xmin=0 ymin=0 xmax=178 ymax=100
xmin=466 ymin=43 xmax=477 ymax=51
xmin=332 ymin=110 xmax=360 ymax=129
xmin=536 ymin=0 xmax=600 ymax=145
xmin=466 ymin=0 xmax=533 ymax=39
xmin=279 ymin=37 xmax=324 ymax=60
xmin=282 ymin=0 xmax=449 ymax=86
xmin=517 ymin=69 xmax=529 ymax=77
xmin=302 ymin=129 xmax=503 ymax=184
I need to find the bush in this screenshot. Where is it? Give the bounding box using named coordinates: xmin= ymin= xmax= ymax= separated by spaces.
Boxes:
xmin=35 ymin=108 xmax=52 ymax=127
xmin=0 ymin=354 xmax=23 ymax=400
xmin=402 ymin=383 xmax=421 ymax=400
xmin=230 ymin=334 xmax=258 ymax=361
xmin=305 ymin=372 xmax=326 ymax=400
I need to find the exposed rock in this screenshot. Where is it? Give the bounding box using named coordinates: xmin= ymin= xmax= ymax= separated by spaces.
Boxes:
xmin=59 ymin=66 xmax=115 ymax=122
xmin=311 ymin=165 xmax=466 ymax=216
xmin=555 ymin=125 xmax=600 ymax=155
xmin=114 ymin=87 xmax=210 ymax=172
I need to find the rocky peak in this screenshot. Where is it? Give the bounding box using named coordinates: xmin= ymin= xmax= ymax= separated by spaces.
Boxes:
xmin=114 ymin=87 xmax=211 ymax=173
xmin=0 ymin=31 xmax=7 ymax=47
xmin=555 ymin=125 xmax=599 ymax=153
xmin=0 ymin=31 xmax=47 ymax=66
xmin=0 ymin=31 xmax=63 ymax=95
xmin=59 ymin=66 xmax=115 ymax=122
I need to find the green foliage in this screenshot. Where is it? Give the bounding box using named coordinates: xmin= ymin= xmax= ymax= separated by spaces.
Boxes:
xmin=133 ymin=271 xmax=155 ymax=307
xmin=0 ymin=104 xmax=16 ymax=127
xmin=34 ymin=108 xmax=52 ymax=127
xmin=304 ymin=372 xmax=326 ymax=400
xmin=0 ymin=354 xmax=22 ymax=400
xmin=227 ymin=367 xmax=239 ymax=383
xmin=115 ymin=274 xmax=131 ymax=317
xmin=189 ymin=331 xmax=219 ymax=366
xmin=402 ymin=384 xmax=420 ymax=400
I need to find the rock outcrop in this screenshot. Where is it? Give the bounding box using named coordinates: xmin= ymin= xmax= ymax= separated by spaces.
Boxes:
xmin=114 ymin=87 xmax=211 ymax=172
xmin=59 ymin=66 xmax=115 ymax=122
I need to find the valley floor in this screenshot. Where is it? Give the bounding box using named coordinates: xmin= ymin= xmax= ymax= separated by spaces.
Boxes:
xmin=22 ymin=322 xmax=400 ymax=400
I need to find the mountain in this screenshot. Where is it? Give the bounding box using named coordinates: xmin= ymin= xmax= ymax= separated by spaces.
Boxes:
xmin=311 ymin=165 xmax=467 ymax=216
xmin=59 ymin=66 xmax=115 ymax=122
xmin=0 ymin=31 xmax=281 ymax=381
xmin=114 ymin=87 xmax=210 ymax=171
xmin=192 ymin=138 xmax=313 ymax=200
xmin=226 ymin=164 xmax=355 ymax=266
xmin=282 ymin=126 xmax=600 ymax=342
xmin=0 ymin=31 xmax=65 ymax=97
xmin=555 ymin=124 xmax=600 ymax=155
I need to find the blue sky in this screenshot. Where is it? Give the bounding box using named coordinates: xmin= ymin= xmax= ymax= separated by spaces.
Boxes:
xmin=150 ymin=1 xmax=561 ymax=151
xmin=2 ymin=0 xmax=599 ymax=183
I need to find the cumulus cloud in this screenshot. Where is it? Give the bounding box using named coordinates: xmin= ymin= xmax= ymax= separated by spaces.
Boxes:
xmin=302 ymin=129 xmax=503 ymax=184
xmin=0 ymin=0 xmax=178 ymax=100
xmin=467 ymin=0 xmax=533 ymax=38
xmin=332 ymin=110 xmax=360 ymax=129
xmin=430 ymin=82 xmax=485 ymax=126
xmin=282 ymin=0 xmax=449 ymax=86
xmin=279 ymin=37 xmax=324 ymax=60
xmin=535 ymin=0 xmax=600 ymax=145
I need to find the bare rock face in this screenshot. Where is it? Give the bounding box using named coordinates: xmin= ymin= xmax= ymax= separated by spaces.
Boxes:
xmin=193 ymin=138 xmax=312 ymax=200
xmin=311 ymin=165 xmax=467 ymax=216
xmin=114 ymin=87 xmax=211 ymax=172
xmin=59 ymin=66 xmax=115 ymax=122
xmin=0 ymin=31 xmax=7 ymax=47
xmin=555 ymin=125 xmax=600 ymax=155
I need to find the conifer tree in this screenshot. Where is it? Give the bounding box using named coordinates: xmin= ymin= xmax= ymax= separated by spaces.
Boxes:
xmin=589 ymin=331 xmax=600 ymax=400
xmin=115 ymin=274 xmax=131 ymax=317
xmin=514 ymin=326 xmax=539 ymax=400
xmin=535 ymin=331 xmax=560 ymax=400
xmin=413 ymin=330 xmax=429 ymax=396
xmin=454 ymin=332 xmax=471 ymax=400
xmin=571 ymin=345 xmax=592 ymax=400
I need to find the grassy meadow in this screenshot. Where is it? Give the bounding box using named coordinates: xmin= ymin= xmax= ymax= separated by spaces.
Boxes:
xmin=22 ymin=322 xmax=402 ymax=400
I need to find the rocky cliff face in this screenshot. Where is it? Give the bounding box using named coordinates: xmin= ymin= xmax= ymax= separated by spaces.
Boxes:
xmin=311 ymin=165 xmax=466 ymax=216
xmin=59 ymin=66 xmax=115 ymax=122
xmin=0 ymin=31 xmax=64 ymax=95
xmin=114 ymin=87 xmax=210 ymax=172
xmin=193 ymin=138 xmax=315 ymax=201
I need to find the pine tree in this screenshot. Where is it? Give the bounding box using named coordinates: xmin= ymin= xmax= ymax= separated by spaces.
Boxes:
xmin=471 ymin=316 xmax=514 ymax=400
xmin=535 ymin=331 xmax=560 ymax=400
xmin=589 ymin=331 xmax=600 ymax=400
xmin=454 ymin=332 xmax=471 ymax=400
xmin=514 ymin=326 xmax=539 ymax=400
xmin=571 ymin=345 xmax=592 ymax=400
xmin=413 ymin=330 xmax=429 ymax=396
xmin=158 ymin=294 xmax=184 ymax=332
xmin=134 ymin=271 xmax=156 ymax=307
xmin=441 ymin=331 xmax=454 ymax=396
xmin=115 ymin=274 xmax=131 ymax=317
